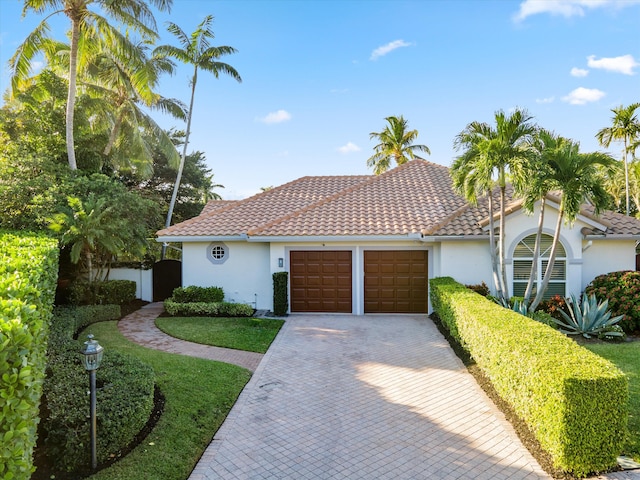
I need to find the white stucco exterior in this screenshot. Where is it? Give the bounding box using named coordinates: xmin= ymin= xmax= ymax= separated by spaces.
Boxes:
xmin=168 ymin=200 xmax=638 ymax=314
xmin=182 ymin=241 xmax=271 ymax=309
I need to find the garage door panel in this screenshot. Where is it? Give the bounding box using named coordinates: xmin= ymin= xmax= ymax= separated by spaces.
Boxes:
xmin=364 ymin=250 xmax=428 ymax=313
xmin=290 ymin=251 xmax=352 ymax=313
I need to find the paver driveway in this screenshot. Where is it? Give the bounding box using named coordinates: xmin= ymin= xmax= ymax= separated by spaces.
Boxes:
xmin=189 ymin=314 xmax=549 ymax=480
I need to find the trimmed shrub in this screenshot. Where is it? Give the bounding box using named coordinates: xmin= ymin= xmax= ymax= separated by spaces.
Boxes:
xmin=273 ymin=272 xmax=288 ymax=316
xmin=0 ymin=231 xmax=59 ymax=480
xmin=164 ymin=299 xmax=253 ymax=317
xmin=585 ymin=270 xmax=640 ymax=333
xmin=42 ymin=306 xmax=154 ymax=472
xmin=430 ymin=277 xmax=628 ymax=477
xmin=69 ymin=279 xmax=136 ymax=306
xmin=171 ymin=285 xmax=224 ymax=303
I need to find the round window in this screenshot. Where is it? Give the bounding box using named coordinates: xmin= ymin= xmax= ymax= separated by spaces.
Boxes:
xmin=207 ymin=242 xmax=228 ymax=264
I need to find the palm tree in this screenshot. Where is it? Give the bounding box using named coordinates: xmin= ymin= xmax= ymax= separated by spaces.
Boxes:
xmin=596 ymin=103 xmax=640 ymax=216
xmin=529 ymin=142 xmax=614 ymax=311
xmin=82 ymin=37 xmax=185 ymax=177
xmin=154 ymin=14 xmax=241 ymax=255
xmin=10 ymin=0 xmax=172 ymax=171
xmin=517 ymin=130 xmax=567 ymax=304
xmin=39 ymin=33 xmax=186 ymax=177
xmin=367 ymin=115 xmax=430 ymax=175
xmin=49 ymin=195 xmax=123 ymax=280
xmin=453 ymin=109 xmax=536 ymax=302
xmin=451 ymin=127 xmax=504 ymax=300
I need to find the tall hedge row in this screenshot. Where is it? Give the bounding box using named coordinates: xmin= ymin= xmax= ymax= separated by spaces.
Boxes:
xmin=430 ymin=277 xmax=628 ymax=477
xmin=0 ymin=231 xmax=59 ymax=480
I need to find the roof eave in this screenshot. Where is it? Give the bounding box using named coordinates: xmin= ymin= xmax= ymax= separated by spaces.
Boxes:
xmin=583 ymin=234 xmax=640 ymax=240
xmin=156 ymin=234 xmax=248 ymax=243
xmin=422 ymin=235 xmax=490 ymax=241
xmin=246 ymin=234 xmax=425 ymax=242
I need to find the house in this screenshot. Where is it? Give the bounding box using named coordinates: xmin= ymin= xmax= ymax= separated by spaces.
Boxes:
xmin=156 ymin=160 xmax=640 ymax=314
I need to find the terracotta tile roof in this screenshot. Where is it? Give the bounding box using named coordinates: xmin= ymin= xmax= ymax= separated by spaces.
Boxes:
xmin=200 ymin=200 xmax=238 ymax=215
xmin=157 ymin=160 xmax=640 ymax=239
xmin=157 ymin=174 xmax=370 ymax=237
xmin=249 ymin=160 xmax=467 ymax=236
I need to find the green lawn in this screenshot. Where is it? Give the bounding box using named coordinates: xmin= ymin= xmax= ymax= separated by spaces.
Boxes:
xmin=155 ymin=316 xmax=285 ymax=353
xmin=80 ymin=321 xmax=251 ymax=480
xmin=585 ymin=341 xmax=640 ymax=462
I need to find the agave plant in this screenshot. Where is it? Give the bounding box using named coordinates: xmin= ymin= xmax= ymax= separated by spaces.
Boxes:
xmin=553 ymin=293 xmax=624 ymax=338
xmin=511 ymin=298 xmax=529 ymax=316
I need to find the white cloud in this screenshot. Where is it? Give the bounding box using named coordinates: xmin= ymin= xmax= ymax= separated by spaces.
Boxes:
xmin=257 ymin=109 xmax=292 ymax=124
xmin=570 ymin=67 xmax=589 ymax=77
xmin=337 ymin=142 xmax=361 ymax=154
xmin=514 ymin=0 xmax=640 ymax=22
xmin=562 ymin=87 xmax=606 ymax=105
xmin=587 ymin=54 xmax=638 ymax=75
xmin=536 ymin=96 xmax=555 ymax=104
xmin=370 ymin=40 xmax=412 ymax=61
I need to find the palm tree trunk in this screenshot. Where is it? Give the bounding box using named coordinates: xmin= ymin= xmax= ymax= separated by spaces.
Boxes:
xmin=524 ymin=197 xmax=545 ymax=304
xmin=624 ymin=139 xmax=630 ymax=216
xmin=499 ymin=184 xmax=509 ymax=301
xmin=162 ymin=66 xmax=198 ymax=259
xmin=530 ymin=204 xmax=564 ymax=312
xmin=66 ymin=19 xmax=80 ymax=170
xmin=487 ymin=193 xmax=503 ymax=300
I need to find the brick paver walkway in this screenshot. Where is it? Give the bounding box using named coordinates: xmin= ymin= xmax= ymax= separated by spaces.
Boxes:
xmin=118 ymin=303 xmax=263 ymax=371
xmin=118 ymin=304 xmax=639 ymax=479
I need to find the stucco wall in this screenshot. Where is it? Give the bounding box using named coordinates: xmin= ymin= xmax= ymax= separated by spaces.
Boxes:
xmin=439 ymin=241 xmax=491 ymax=287
xmin=582 ymin=240 xmax=637 ymax=290
xmin=182 ymin=242 xmax=271 ymax=310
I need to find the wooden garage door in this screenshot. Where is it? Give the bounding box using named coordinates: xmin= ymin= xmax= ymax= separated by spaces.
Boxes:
xmin=290 ymin=251 xmax=352 ymax=313
xmin=364 ymin=250 xmax=428 ymax=313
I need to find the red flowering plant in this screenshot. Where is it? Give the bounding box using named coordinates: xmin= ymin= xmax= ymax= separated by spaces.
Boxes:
xmin=538 ymin=295 xmax=570 ymax=320
xmin=585 ymin=270 xmax=640 ymax=334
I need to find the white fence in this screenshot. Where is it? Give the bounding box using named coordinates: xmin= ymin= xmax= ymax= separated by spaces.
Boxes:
xmin=108 ymin=268 xmax=153 ymax=302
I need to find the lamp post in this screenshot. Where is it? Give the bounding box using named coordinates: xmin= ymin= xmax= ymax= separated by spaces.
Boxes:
xmin=80 ymin=334 xmax=104 ymax=470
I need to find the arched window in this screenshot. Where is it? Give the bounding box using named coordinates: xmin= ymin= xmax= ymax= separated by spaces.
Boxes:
xmin=513 ymin=233 xmax=566 ymax=299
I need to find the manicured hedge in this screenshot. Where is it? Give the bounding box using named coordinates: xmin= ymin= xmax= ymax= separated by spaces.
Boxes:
xmin=430 ymin=277 xmax=628 ymax=477
xmin=69 ymin=279 xmax=136 ymax=306
xmin=171 ymin=285 xmax=224 ymax=303
xmin=272 ymin=272 xmax=288 ymax=316
xmin=164 ymin=299 xmax=254 ymax=317
xmin=42 ymin=306 xmax=154 ymax=473
xmin=0 ymin=231 xmax=59 ymax=480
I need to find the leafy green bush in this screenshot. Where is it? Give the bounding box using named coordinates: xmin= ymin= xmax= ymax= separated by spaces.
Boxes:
xmin=171 ymin=285 xmax=224 ymax=303
xmin=0 ymin=231 xmax=59 ymax=480
xmin=219 ymin=302 xmax=255 ymax=317
xmin=554 ymin=293 xmax=624 ymax=338
xmin=69 ymin=279 xmax=136 ymax=306
xmin=585 ymin=270 xmax=640 ymax=333
xmin=273 ymin=272 xmax=289 ymax=316
xmin=42 ymin=306 xmax=154 ymax=472
xmin=430 ymin=277 xmax=628 ymax=477
xmin=164 ymin=299 xmax=253 ymax=317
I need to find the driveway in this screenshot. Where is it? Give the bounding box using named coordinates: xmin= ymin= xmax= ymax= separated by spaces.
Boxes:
xmin=189 ymin=314 xmax=549 ymax=479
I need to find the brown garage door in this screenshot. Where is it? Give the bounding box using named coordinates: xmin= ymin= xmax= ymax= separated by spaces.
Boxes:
xmin=290 ymin=251 xmax=352 ymax=313
xmin=364 ymin=250 xmax=428 ymax=313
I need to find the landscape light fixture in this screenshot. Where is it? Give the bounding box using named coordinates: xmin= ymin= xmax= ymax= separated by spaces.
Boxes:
xmin=80 ymin=334 xmax=104 ymax=470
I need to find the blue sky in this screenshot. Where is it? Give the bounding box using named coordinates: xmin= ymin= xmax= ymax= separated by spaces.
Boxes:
xmin=1 ymin=0 xmax=639 ymax=199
